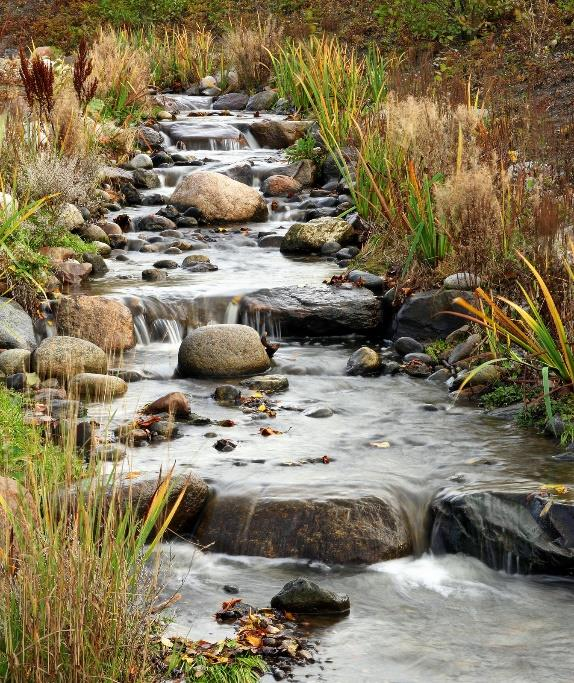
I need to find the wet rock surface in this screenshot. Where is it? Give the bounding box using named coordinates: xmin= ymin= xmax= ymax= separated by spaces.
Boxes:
xmin=271 ymin=578 xmax=351 ymax=615
xmin=240 ymin=285 xmax=382 ymax=336
xmin=394 ymin=290 xmax=476 ymax=341
xmin=194 ymin=494 xmax=413 ymax=564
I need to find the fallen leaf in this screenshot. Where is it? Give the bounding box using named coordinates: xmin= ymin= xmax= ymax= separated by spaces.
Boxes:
xmin=245 ymin=634 xmax=262 ymax=648
xmin=137 ymin=415 xmax=162 ymax=428
xmin=124 ymin=471 xmax=142 ymax=479
xmin=321 ymin=455 xmax=330 ymax=464
xmin=260 ymin=426 xmax=283 ymax=436
xmin=370 ymin=441 xmax=390 ymax=449
xmin=251 ymin=391 xmax=263 ymax=398
xmin=258 ymin=404 xmax=267 ymax=412
xmin=221 ymin=598 xmax=242 ymax=612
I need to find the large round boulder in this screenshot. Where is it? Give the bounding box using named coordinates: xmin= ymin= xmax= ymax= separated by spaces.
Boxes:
xmin=0 ymin=349 xmax=31 ymax=375
xmin=178 ymin=324 xmax=271 ymax=378
xmin=170 ymin=171 xmax=268 ymax=223
xmin=280 ymin=217 xmax=355 ymax=253
xmin=0 ymin=297 xmax=37 ymax=350
xmin=34 ymin=336 xmax=108 ymax=381
xmin=55 ymin=295 xmax=135 ymax=352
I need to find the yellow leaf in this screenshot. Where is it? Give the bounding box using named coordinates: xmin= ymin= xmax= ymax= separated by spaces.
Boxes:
xmin=160 ymin=637 xmax=173 ymax=649
xmin=246 ymin=634 xmax=262 ymax=647
xmin=370 ymin=441 xmax=390 ymax=449
xmin=251 ymin=391 xmax=263 ymax=398
xmin=258 ymin=404 xmax=267 ymax=412
xmin=124 ymin=471 xmax=142 ymax=479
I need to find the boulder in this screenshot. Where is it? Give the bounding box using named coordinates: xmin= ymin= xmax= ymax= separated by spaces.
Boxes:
xmin=34 ymin=336 xmax=108 ymax=381
xmin=281 ymin=217 xmax=355 ymax=253
xmin=213 ymin=92 xmax=249 ymax=110
xmin=195 ymin=494 xmax=412 ymax=564
xmin=142 ymin=392 xmax=190 ymax=418
xmin=246 ymin=90 xmax=278 ymax=111
xmin=78 ymin=224 xmax=109 ymax=243
xmin=251 ymin=119 xmax=310 ymax=148
xmin=271 ymin=578 xmax=350 ymax=615
xmin=394 ymin=290 xmax=476 ymax=341
xmin=132 ymin=168 xmax=160 ymax=189
xmin=222 ymin=163 xmax=254 ymax=186
xmin=178 ymin=324 xmax=271 ymax=378
xmin=240 ymin=375 xmax=289 ymax=393
xmin=0 ymin=349 xmax=31 ymax=375
xmin=0 ymin=298 xmax=37 ymax=350
xmin=58 ymin=203 xmax=84 ymax=230
xmin=431 ymin=489 xmax=574 ymax=574
xmin=261 ymin=175 xmax=302 ymax=197
xmin=171 ymin=171 xmax=268 ymax=223
xmin=54 ymin=260 xmax=92 ymax=285
xmin=55 ymin=296 xmax=135 ymax=352
xmin=240 ymin=285 xmax=382 ymax=336
xmin=68 ymin=373 xmax=128 ymax=401
xmin=346 ymin=347 xmax=381 ymax=376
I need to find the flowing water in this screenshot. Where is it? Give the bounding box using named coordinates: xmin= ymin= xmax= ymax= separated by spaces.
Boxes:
xmin=84 ymin=97 xmax=574 ymax=682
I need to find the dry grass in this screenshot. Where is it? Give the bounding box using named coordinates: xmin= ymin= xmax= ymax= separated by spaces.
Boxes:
xmin=223 ymin=16 xmax=284 ymax=91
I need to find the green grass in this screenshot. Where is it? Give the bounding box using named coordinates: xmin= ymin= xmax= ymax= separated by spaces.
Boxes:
xmin=478 ymin=383 xmax=527 ymax=411
xmin=167 ymin=653 xmax=267 ymax=682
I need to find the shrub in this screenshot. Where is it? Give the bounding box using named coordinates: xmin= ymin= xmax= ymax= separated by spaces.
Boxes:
xmin=97 ymin=0 xmax=192 ymax=25
xmin=284 ymin=133 xmax=323 ymax=163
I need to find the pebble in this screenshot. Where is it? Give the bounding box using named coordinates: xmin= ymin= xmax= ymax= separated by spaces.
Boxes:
xmin=142 ymin=268 xmax=167 ymax=281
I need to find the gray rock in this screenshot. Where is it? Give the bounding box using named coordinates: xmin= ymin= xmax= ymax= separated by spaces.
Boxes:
xmin=246 ymin=90 xmax=278 ymax=111
xmin=178 ymin=324 xmax=271 ymax=378
xmin=381 ymin=360 xmax=402 ymax=375
xmin=335 ymin=246 xmax=360 ymax=260
xmin=222 ymin=162 xmax=254 ymax=186
xmin=346 ymin=347 xmax=381 ymax=376
xmin=427 ymin=368 xmax=451 ymax=383
xmin=404 ymin=352 xmax=433 ymax=364
xmin=239 ymin=374 xmax=289 ymax=393
xmin=82 ymin=253 xmax=109 ymax=275
xmin=271 ymin=578 xmax=350 ymax=615
xmin=240 ymin=285 xmax=381 ymax=336
xmin=128 ymin=153 xmax=153 ymax=170
xmin=447 ymin=333 xmax=482 ymax=365
xmin=93 ymin=444 xmax=126 ymax=461
xmin=213 ymin=92 xmax=249 ymax=110
xmin=320 ymin=241 xmax=341 ymax=255
xmin=250 ymin=119 xmax=311 ymax=148
xmin=347 ymin=270 xmax=385 ymax=293
xmin=139 ymin=215 xmax=177 ymax=232
xmin=153 ymin=259 xmax=178 ymax=269
xmin=136 ymin=126 xmax=164 ymax=151
xmin=132 ymin=168 xmax=161 ymax=189
xmin=395 ymin=290 xmax=477 ymax=341
xmin=394 ymin=337 xmax=424 ymax=356
xmin=142 ymin=268 xmax=167 ymax=281
xmin=0 ymin=298 xmax=36 ymax=350
xmin=214 ymin=385 xmax=241 ymax=403
xmin=0 ymin=349 xmax=31 ymax=375
xmin=303 ymin=406 xmax=333 ymax=418
xmin=258 ymin=234 xmax=283 ymax=249
xmin=281 ymin=217 xmax=355 ymax=253
xmin=68 ymin=373 xmax=128 ymax=401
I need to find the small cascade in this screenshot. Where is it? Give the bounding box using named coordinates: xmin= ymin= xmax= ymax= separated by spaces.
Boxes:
xmin=133 ymin=314 xmax=151 ymax=345
xmin=240 ymin=307 xmax=282 ymax=340
xmin=150 ymin=318 xmax=184 ymax=344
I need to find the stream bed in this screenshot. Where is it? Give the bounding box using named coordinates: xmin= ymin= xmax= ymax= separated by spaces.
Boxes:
xmin=84 ymin=98 xmax=574 ymax=682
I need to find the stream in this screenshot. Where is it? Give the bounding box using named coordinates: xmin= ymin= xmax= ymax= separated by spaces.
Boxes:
xmin=84 ymin=98 xmax=574 ymax=682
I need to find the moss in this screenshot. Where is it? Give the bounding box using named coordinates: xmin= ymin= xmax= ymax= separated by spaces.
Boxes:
xmin=518 ymin=393 xmax=574 ymax=445
xmin=478 ymin=383 xmax=527 ymax=410
xmin=424 ymin=339 xmax=450 ymax=363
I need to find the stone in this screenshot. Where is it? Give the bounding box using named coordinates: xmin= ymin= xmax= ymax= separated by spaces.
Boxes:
xmin=271 ymin=578 xmax=350 ymax=615
xmin=458 ymin=365 xmax=501 ymax=387
xmin=239 ymin=375 xmax=289 ymax=393
xmin=139 ymin=215 xmax=177 ymax=232
xmin=261 ymin=175 xmax=302 ymax=197
xmin=381 ymin=360 xmax=402 ymax=375
xmin=195 ymin=493 xmax=412 ymax=564
xmin=142 ymin=268 xmax=167 ymax=281
xmin=427 ymin=368 xmax=451 ymax=383
xmin=182 ymin=254 xmax=210 ymax=267
xmin=214 ymin=438 xmax=237 ymax=452
xmin=0 ymin=349 xmax=31 ymax=375
xmin=115 ymin=472 xmax=208 ymax=533
xmin=222 ymin=162 xmax=254 ymax=187
xmin=58 ymin=203 xmax=84 ymax=230
xmin=82 ymin=253 xmax=109 ymax=276
xmin=93 ymin=241 xmax=111 ymax=257
xmin=34 ymin=336 xmax=108 ymax=381
xmin=55 ymin=296 xmax=135 ymax=352
xmin=78 ymin=224 xmax=109 ymax=243
xmin=258 ymin=234 xmax=283 ymax=248
xmin=178 ymin=324 xmax=271 ymax=378
xmin=93 ymin=444 xmax=127 ymax=461
xmin=303 ymin=406 xmax=333 ymax=418
xmin=142 ymin=392 xmax=190 ymax=418
xmin=240 ymin=285 xmax=381 ymax=336
xmin=336 ymin=246 xmax=360 ymax=260
xmin=132 ymin=168 xmax=160 ymax=189
xmin=443 ymin=272 xmax=481 ymax=290
xmin=403 ymin=361 xmax=433 ymax=378
xmin=54 ymin=261 xmax=92 ymax=286
xmin=347 ymin=270 xmax=385 ymax=294
xmin=251 ymin=120 xmax=310 ymax=148
xmin=0 ymin=298 xmax=36 ymax=350
xmin=171 ymin=171 xmax=268 ymax=223
xmin=246 ymin=90 xmax=278 ymax=111
xmin=447 ymin=333 xmax=482 ymax=365
xmin=39 ymin=246 xmax=76 ymax=263
xmin=68 ymin=373 xmax=128 ymax=401
xmin=281 ymin=217 xmax=355 ymax=253
xmin=431 ymin=489 xmax=574 ymax=574
xmin=321 ymin=241 xmax=341 ymax=255
xmin=394 ymin=290 xmax=477 ymax=341
xmin=404 ymin=352 xmax=433 ymax=364
xmin=213 ymin=92 xmax=249 ymax=110
xmin=185 ymin=263 xmax=218 ymax=273
xmin=129 ymin=153 xmax=154 ymax=170
xmin=153 ymin=259 xmax=178 ymax=269
xmin=214 ymin=385 xmax=241 ymax=403
xmin=108 ymin=234 xmax=128 ymax=250
xmin=346 ymin=347 xmax=381 ymax=376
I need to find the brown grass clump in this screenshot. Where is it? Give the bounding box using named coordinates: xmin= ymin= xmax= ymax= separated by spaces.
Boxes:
xmin=222 ymin=16 xmax=283 ymax=91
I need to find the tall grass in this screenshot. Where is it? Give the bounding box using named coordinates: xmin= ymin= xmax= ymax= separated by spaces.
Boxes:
xmin=0 ymin=452 xmax=185 ymax=681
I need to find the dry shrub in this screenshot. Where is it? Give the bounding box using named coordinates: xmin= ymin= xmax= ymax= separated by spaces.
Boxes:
xmin=434 ymin=164 xmax=504 ymax=276
xmin=222 ymin=16 xmax=283 ymax=91
xmin=91 ymin=28 xmax=151 ymax=105
xmin=385 ymin=94 xmax=483 ymax=176
xmin=0 ymin=57 xmax=22 ymax=104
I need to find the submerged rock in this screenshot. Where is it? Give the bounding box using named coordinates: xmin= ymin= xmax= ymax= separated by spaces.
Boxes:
xmin=68 ymin=373 xmax=128 ymax=401
xmin=431 ymin=489 xmax=574 ymax=574
xmin=240 ymin=285 xmax=382 ymax=336
xmin=271 ymin=578 xmax=350 ymax=615
xmin=171 ymin=171 xmax=268 ymax=223
xmin=143 ymin=391 xmax=190 ymax=418
xmin=194 ymin=494 xmax=412 ymax=564
xmin=240 ymin=375 xmax=289 ymax=393
xmin=178 ymin=324 xmax=271 ymax=378
xmin=261 ymin=175 xmax=302 ymax=197
xmin=346 ymin=347 xmax=381 ymax=376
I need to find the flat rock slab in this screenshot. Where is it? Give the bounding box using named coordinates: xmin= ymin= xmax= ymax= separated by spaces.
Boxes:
xmin=240 ymin=285 xmax=382 ymax=337
xmin=194 ymin=494 xmax=412 ymax=565
xmin=431 ymin=489 xmax=574 ymax=574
